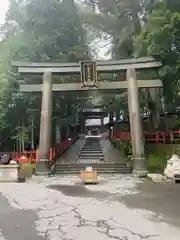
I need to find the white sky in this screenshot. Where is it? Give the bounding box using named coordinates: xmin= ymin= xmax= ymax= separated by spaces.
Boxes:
xmin=0 ymin=0 xmax=9 ymax=24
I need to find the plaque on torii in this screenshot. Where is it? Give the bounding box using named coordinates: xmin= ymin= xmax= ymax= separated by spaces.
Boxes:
xmin=80 ymin=61 xmax=98 ymax=88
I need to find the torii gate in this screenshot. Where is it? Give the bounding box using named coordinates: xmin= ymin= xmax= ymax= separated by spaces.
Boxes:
xmin=12 ymin=57 xmax=162 ymax=176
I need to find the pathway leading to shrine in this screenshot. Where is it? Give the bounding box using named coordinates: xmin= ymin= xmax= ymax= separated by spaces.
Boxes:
xmin=0 ymin=175 xmax=179 ymax=240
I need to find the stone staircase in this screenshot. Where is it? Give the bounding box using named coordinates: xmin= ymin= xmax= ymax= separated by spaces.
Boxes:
xmin=78 ymin=136 xmax=104 ymax=163
xmin=55 ymin=136 xmax=132 ymax=174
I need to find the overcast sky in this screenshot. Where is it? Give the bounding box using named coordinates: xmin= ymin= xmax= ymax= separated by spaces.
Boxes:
xmin=0 ymin=0 xmax=9 ymax=24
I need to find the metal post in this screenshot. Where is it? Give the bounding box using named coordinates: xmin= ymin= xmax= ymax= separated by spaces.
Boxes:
xmin=127 ymin=68 xmax=147 ymax=176
xmin=36 ymin=71 xmax=52 ymax=175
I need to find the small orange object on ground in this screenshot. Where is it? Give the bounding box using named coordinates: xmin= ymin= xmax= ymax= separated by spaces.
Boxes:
xmin=80 ymin=170 xmax=98 ymax=184
xmin=18 ymin=156 xmax=29 ymax=163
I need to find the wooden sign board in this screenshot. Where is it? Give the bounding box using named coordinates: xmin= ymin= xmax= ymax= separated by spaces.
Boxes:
xmin=80 ymin=170 xmax=98 ymax=184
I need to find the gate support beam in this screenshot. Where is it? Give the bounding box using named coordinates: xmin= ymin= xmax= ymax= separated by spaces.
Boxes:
xmin=19 ymin=80 xmax=162 ymax=92
xmin=127 ymin=68 xmax=147 ymax=177
xmin=36 ymin=72 xmax=52 ymax=175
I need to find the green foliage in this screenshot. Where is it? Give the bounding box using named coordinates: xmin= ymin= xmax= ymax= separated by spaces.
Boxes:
xmin=84 ymin=0 xmax=143 ymax=57
xmin=113 ymin=141 xmax=180 ymax=173
xmin=147 ymin=153 xmax=166 ymax=173
xmin=136 ymin=0 xmax=180 ymax=108
xmin=112 ymin=140 xmax=132 ymax=158
xmin=84 ymin=0 xmax=180 ymax=116
xmin=1 ymin=0 xmax=180 ymax=151
xmin=5 ymin=0 xmax=90 ymax=61
xmin=145 ymin=143 xmax=180 ymax=173
xmin=0 ymin=0 xmax=91 ymax=150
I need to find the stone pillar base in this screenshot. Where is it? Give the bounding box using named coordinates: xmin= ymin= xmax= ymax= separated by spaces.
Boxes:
xmin=35 ymin=159 xmax=49 ymax=176
xmin=132 ymin=157 xmax=148 ymax=177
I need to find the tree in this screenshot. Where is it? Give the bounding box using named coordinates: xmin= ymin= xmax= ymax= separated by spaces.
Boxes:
xmin=5 ymin=0 xmax=90 ymax=61
xmin=136 ymin=0 xmax=180 ymax=109
xmin=0 ymin=0 xmax=91 ymax=150
xmin=84 ymin=0 xmax=145 ymax=58
xmin=84 ymin=0 xmax=172 ymax=130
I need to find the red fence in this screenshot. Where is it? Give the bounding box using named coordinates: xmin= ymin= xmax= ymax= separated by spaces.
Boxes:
xmin=0 ymin=135 xmax=79 ymax=163
xmin=112 ymin=130 xmax=180 ymax=144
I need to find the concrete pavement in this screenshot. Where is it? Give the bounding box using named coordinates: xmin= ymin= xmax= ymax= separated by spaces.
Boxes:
xmin=0 ymin=175 xmax=180 ymax=239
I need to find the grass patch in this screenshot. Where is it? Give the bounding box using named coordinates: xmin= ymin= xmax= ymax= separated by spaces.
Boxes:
xmin=145 ymin=143 xmax=168 ymax=173
xmin=147 ymin=153 xmax=167 ymax=173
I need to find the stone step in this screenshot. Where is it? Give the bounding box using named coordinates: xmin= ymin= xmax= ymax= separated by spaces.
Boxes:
xmin=55 ymin=170 xmax=132 ymax=174
xmin=81 ymin=148 xmax=102 ymax=151
xmin=85 ymin=144 xmax=100 ymax=145
xmin=78 ymin=157 xmax=103 ymax=160
xmin=79 ymin=156 xmax=103 ymax=159
xmin=82 ymin=150 xmax=101 ymax=152
xmin=79 ymin=152 xmax=103 ymax=158
xmin=81 ymin=149 xmax=102 ymax=151
xmin=83 ymin=146 xmax=101 ymax=148
xmin=78 ymin=157 xmax=104 ymax=160
xmin=80 ymin=151 xmax=103 ymax=156
xmin=78 ymin=158 xmax=103 ymax=162
xmin=83 ymin=144 xmax=101 ymax=146
xmin=85 ymin=142 xmax=100 ymax=144
xmin=85 ymin=139 xmax=100 ymax=141
xmin=82 ymin=148 xmax=102 ymax=150
xmin=56 ymin=163 xmax=128 ymax=168
xmin=78 ymin=137 xmax=105 ymax=166
xmin=55 ymin=167 xmax=132 ymax=174
xmin=77 ymin=160 xmax=101 ymax=164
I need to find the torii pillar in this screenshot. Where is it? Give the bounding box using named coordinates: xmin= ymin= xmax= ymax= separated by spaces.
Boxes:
xmin=36 ymin=72 xmax=52 ymax=175
xmin=127 ymin=68 xmax=147 ymax=177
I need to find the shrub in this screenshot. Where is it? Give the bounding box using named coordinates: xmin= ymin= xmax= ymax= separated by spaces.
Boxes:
xmin=147 ymin=153 xmax=167 ymax=173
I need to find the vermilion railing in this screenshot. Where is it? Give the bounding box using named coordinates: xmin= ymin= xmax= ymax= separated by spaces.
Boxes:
xmin=112 ymin=130 xmax=180 ymax=144
xmin=2 ymin=135 xmax=79 ymax=163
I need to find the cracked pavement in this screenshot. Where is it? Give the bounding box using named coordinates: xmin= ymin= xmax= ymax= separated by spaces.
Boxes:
xmin=0 ymin=175 xmax=179 ymax=240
